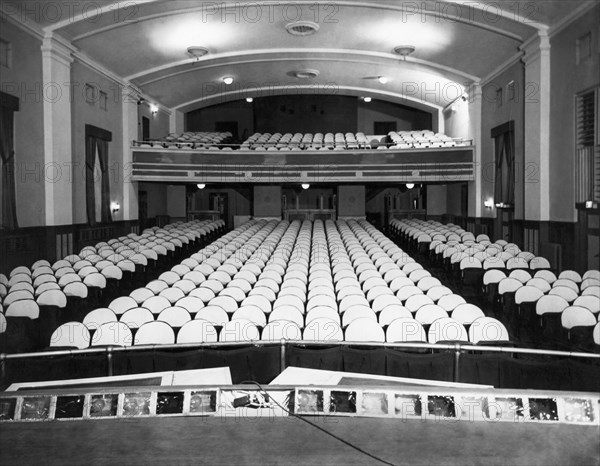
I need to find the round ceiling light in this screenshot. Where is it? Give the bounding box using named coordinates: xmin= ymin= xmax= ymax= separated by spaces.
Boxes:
xmin=222 ymin=76 xmax=234 ymax=85
xmin=393 ymin=45 xmax=416 ymax=60
xmin=187 ymin=46 xmax=209 ymax=59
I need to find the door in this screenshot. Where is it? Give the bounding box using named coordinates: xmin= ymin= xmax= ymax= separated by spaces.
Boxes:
xmin=138 ymin=190 xmax=148 ymax=228
xmin=210 ymin=192 xmax=229 ymax=227
xmin=491 ymin=121 xmax=515 ymax=241
xmin=142 ymin=116 xmax=150 ymax=141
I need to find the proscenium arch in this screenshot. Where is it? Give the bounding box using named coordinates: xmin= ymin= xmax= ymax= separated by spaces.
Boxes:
xmin=175 ymin=85 xmax=446 ymax=133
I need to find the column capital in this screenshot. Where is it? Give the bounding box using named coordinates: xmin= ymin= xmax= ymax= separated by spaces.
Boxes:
xmin=467 ymin=82 xmax=482 ymax=100
xmin=520 ymin=31 xmax=550 ymax=65
xmin=122 ymin=82 xmax=142 ymax=103
xmin=41 ymin=33 xmax=75 ymax=66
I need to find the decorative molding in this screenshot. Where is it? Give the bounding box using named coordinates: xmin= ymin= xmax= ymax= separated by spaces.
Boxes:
xmin=130 ymin=48 xmax=480 ymax=86
xmin=0 ymin=3 xmax=172 ymax=116
xmin=548 ymin=0 xmax=598 ymax=38
xmin=480 ymin=51 xmax=524 ymax=85
xmin=65 ymin=1 xmax=526 ymax=43
xmin=0 ymin=3 xmax=44 ymax=41
xmin=174 ymin=84 xmax=444 ymax=113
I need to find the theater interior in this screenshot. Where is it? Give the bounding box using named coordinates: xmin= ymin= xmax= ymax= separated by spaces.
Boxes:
xmin=0 ymin=1 xmax=599 ymax=464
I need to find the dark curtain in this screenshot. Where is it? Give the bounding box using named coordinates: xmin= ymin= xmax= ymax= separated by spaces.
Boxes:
xmin=0 ymin=100 xmax=19 ymax=230
xmin=85 ymin=135 xmax=97 ymax=225
xmin=494 ymin=130 xmax=515 ymax=206
xmin=96 ymin=138 xmax=112 ymax=223
xmin=85 ymin=126 xmax=112 ymax=226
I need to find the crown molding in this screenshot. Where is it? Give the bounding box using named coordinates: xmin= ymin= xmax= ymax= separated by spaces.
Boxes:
xmin=548 ymin=0 xmax=598 ymax=38
xmin=480 ymin=51 xmax=524 ymax=85
xmin=0 ymin=3 xmax=44 ymax=41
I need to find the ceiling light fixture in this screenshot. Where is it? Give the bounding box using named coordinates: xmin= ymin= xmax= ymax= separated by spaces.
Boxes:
xmin=197 ymin=183 xmax=206 ymax=189
xmin=187 ymin=46 xmax=209 ymax=61
xmin=393 ymin=45 xmax=416 ymax=61
xmin=363 ymin=97 xmax=372 ymax=103
xmin=378 ymin=76 xmax=389 ymax=84
xmin=406 ymin=183 xmax=415 ymax=189
xmin=246 ymin=97 xmax=253 ymax=103
xmin=222 ymin=76 xmax=233 ymax=85
xmin=301 ymin=183 xmax=310 ymax=190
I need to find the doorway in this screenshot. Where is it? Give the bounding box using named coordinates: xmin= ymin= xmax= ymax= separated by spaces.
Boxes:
xmin=210 ymin=192 xmax=229 ymax=227
xmin=492 ymin=121 xmax=515 ymax=241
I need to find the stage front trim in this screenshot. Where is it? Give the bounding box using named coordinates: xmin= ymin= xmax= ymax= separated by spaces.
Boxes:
xmin=0 ymin=385 xmax=597 ymax=426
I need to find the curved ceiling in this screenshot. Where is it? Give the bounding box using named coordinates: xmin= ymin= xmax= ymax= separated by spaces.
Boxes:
xmin=5 ymin=0 xmax=595 ymax=112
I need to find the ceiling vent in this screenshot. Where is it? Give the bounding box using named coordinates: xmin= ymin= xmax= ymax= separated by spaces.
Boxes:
xmin=294 ymin=69 xmax=320 ymax=79
xmin=286 ymin=21 xmax=320 ymax=36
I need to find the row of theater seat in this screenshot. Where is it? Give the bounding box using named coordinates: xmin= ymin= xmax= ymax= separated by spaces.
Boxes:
xmin=132 ymin=130 xmax=469 ymax=151
xmin=0 ymin=219 xmax=225 ymax=352
xmin=386 ymin=130 xmax=464 ymax=149
xmin=134 ymin=131 xmax=233 ymax=149
xmin=45 ymin=218 xmax=512 ymax=349
xmin=49 ymin=313 xmax=508 ymax=348
xmin=390 ymin=218 xmax=600 ymax=350
xmin=242 ymin=132 xmax=371 ymax=150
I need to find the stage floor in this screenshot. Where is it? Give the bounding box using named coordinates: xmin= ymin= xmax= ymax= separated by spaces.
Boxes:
xmin=1 ymin=415 xmax=598 ymax=465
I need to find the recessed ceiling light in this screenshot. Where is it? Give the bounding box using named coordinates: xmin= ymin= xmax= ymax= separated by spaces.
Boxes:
xmin=246 ymin=97 xmax=253 ymax=103
xmin=222 ymin=76 xmax=233 ymax=85
xmin=363 ymin=97 xmax=372 ymax=103
xmin=393 ymin=45 xmax=416 ymax=60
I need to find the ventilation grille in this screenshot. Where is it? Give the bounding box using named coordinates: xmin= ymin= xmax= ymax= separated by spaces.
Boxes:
xmin=285 ymin=21 xmax=320 ymax=36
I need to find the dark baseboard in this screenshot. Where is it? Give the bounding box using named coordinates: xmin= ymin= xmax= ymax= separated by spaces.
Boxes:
xmin=0 ymin=220 xmax=147 ymax=274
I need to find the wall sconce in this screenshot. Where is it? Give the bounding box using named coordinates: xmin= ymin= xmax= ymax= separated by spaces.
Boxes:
xmin=150 ymin=104 xmax=158 ymax=115
xmin=484 ymin=198 xmax=494 ymax=209
xmin=111 ymin=201 xmax=120 ymax=213
xmin=405 ymin=183 xmax=414 ymax=189
xmin=301 ymin=183 xmax=310 ymax=190
xmin=197 ymin=183 xmax=206 ymax=189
